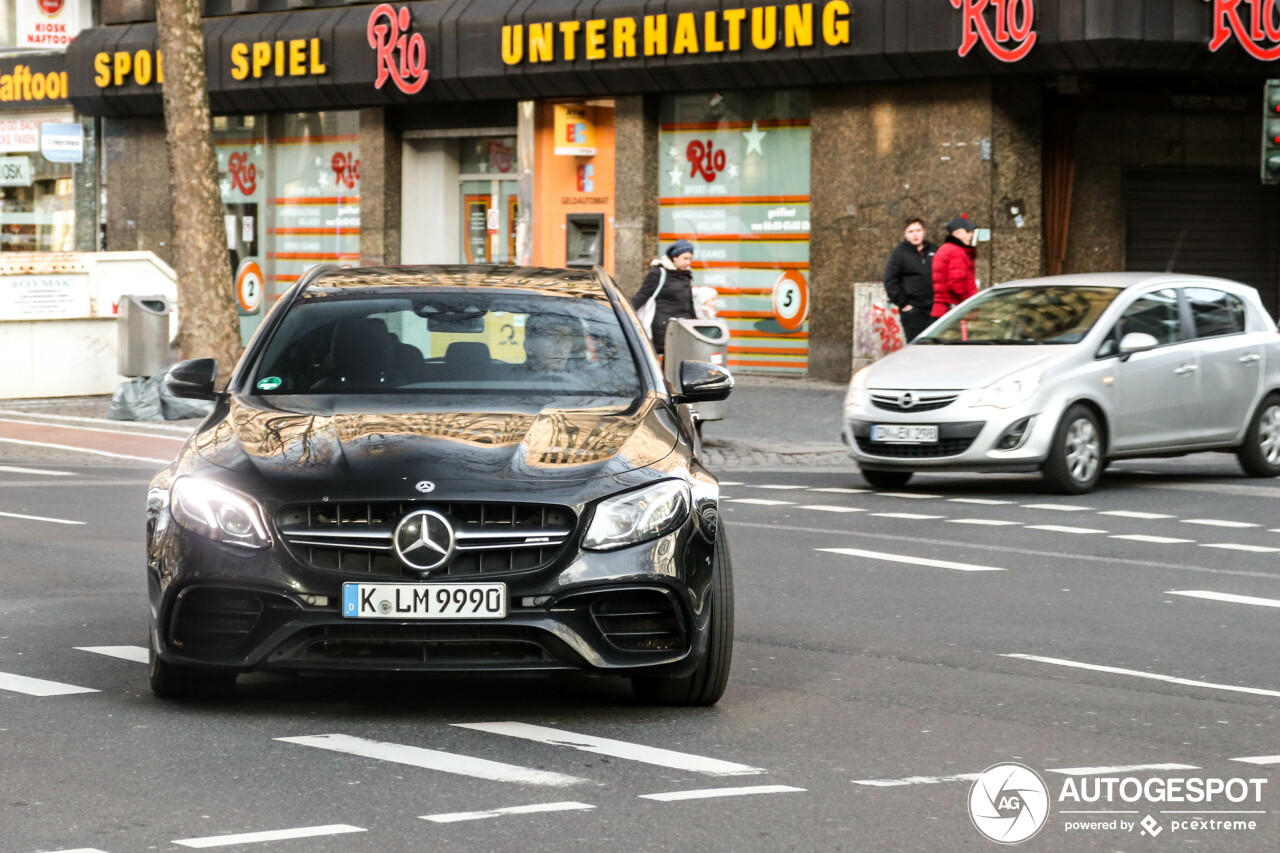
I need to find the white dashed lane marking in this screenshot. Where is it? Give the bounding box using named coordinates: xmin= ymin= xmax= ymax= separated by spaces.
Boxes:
xmin=638 ymin=785 xmax=805 ymax=802
xmin=808 ymin=487 xmax=868 ymax=494
xmin=753 ymin=485 xmax=807 ymax=490
xmin=0 ymin=672 xmax=98 ymax=696
xmin=1025 ymin=525 xmax=1107 ymax=535
xmin=452 ymin=722 xmax=764 ymax=776
xmin=173 ymin=824 xmax=366 ymax=848
xmin=1045 ymin=763 xmax=1199 ymax=776
xmin=1200 ymin=543 xmax=1280 ymax=553
xmin=1181 ymin=519 xmax=1259 ymax=528
xmin=421 ymin=802 xmax=596 ymax=823
xmin=947 ymin=498 xmax=1014 ymax=505
xmin=947 ymin=519 xmax=1020 ymax=527
xmin=852 ymin=773 xmax=982 ymax=787
xmin=1001 ymin=654 xmax=1280 ymax=698
xmin=1021 ymin=503 xmax=1093 ymax=512
xmin=1099 ymin=510 xmax=1174 ymax=520
xmin=798 ymin=505 xmax=865 ymax=513
xmin=876 ymin=492 xmax=942 ymax=499
xmin=0 ymin=464 xmax=73 ymax=477
xmin=871 ymin=512 xmax=944 ymax=520
xmin=1232 ymin=756 xmax=1280 ymax=765
xmin=726 ymin=498 xmax=794 ymax=506
xmin=1110 ymin=534 xmax=1192 ymax=544
xmin=1166 ymin=590 xmax=1280 ymax=609
xmin=819 ymin=547 xmax=1005 ymax=572
xmin=77 ymin=645 xmax=149 ymax=663
xmin=0 ymin=510 xmax=84 ymax=525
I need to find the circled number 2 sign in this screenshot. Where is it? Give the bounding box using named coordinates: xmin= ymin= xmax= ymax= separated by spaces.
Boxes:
xmin=771 ymin=270 xmax=808 ymax=331
xmin=235 ymin=259 xmax=264 ymax=314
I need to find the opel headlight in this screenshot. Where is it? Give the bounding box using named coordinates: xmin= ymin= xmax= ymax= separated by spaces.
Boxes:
xmin=170 ymin=477 xmax=271 ymax=549
xmin=971 ymin=366 xmax=1043 ymax=409
xmin=845 ymin=367 xmax=872 ymax=408
xmin=583 ymin=481 xmax=689 ymax=551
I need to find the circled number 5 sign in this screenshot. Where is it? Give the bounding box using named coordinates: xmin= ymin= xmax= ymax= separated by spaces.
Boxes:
xmin=771 ymin=270 xmax=808 ymax=331
xmin=235 ymin=259 xmax=264 ymax=314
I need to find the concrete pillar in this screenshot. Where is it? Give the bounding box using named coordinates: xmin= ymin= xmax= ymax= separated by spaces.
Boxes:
xmin=74 ymin=117 xmax=99 ymax=252
xmin=612 ymin=94 xmax=659 ymax=297
xmin=359 ymin=107 xmax=402 ymax=267
xmin=103 ymin=116 xmax=174 ymax=266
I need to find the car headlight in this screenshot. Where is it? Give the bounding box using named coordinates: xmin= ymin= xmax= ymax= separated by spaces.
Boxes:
xmin=845 ymin=366 xmax=872 ymax=408
xmin=971 ymin=366 xmax=1043 ymax=409
xmin=170 ymin=477 xmax=271 ymax=549
xmin=583 ymin=480 xmax=689 ymax=551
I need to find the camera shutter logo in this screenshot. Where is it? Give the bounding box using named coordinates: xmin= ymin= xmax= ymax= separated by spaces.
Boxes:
xmin=394 ymin=509 xmax=455 ymax=571
xmin=968 ymin=763 xmax=1050 ymax=844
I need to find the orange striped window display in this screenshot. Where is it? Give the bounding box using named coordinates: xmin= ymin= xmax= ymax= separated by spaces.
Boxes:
xmin=659 ymin=92 xmax=810 ymax=375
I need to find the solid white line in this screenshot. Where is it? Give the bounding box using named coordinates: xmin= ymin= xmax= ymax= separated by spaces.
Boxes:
xmin=0 ymin=418 xmax=186 ymax=441
xmin=421 ymin=802 xmax=595 ymax=823
xmin=76 ymin=645 xmax=150 ymax=663
xmin=0 ymin=510 xmax=84 ymax=525
xmin=948 ymin=519 xmax=1020 ymax=526
xmin=753 ymin=485 xmax=807 ymax=490
xmin=717 ymin=481 xmax=744 ymax=486
xmin=799 ymin=505 xmax=865 ymax=513
xmin=638 ymin=785 xmax=805 ymax=801
xmin=1045 ymin=763 xmax=1199 ymax=776
xmin=871 ymin=512 xmax=943 ymax=520
xmin=726 ymin=498 xmax=794 ymax=506
xmin=851 ymin=773 xmax=981 ymax=787
xmin=0 ymin=672 xmax=98 ymax=696
xmin=29 ymin=849 xmax=111 ymax=853
xmin=1026 ymin=525 xmax=1106 ymax=534
xmin=452 ymin=722 xmax=763 ymax=776
xmin=0 ymin=437 xmax=168 ymax=464
xmin=0 ymin=464 xmax=73 ymax=477
xmin=173 ymin=824 xmax=365 ymax=848
xmin=1098 ymin=510 xmax=1174 ymax=520
xmin=1001 ymin=654 xmax=1280 ymax=698
xmin=1201 ymin=543 xmax=1280 ymax=553
xmin=1166 ymin=590 xmax=1280 ymax=609
xmin=948 ymin=498 xmax=1013 ymax=505
xmin=876 ymin=492 xmax=941 ymax=499
xmin=275 ymin=734 xmax=588 ymax=786
xmin=1182 ymin=518 xmax=1259 ymax=528
xmin=809 ymin=487 xmax=868 ymax=494
xmin=1111 ymin=534 xmax=1192 ymax=544
xmin=1232 ymin=755 xmax=1280 ymax=765
xmin=819 ymin=547 xmax=1004 ymax=572
xmin=0 ymin=409 xmax=193 ymax=433
xmin=1022 ymin=503 xmax=1092 ymax=512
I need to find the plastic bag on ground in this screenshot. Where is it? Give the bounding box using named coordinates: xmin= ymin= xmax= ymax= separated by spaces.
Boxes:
xmin=107 ymin=375 xmax=164 ymax=421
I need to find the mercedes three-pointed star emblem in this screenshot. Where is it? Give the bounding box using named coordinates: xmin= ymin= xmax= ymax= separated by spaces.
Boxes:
xmin=393 ymin=509 xmax=456 ymax=572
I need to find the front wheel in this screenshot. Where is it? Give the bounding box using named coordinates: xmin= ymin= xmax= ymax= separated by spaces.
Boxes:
xmin=1237 ymin=394 xmax=1280 ymax=478
xmin=632 ymin=531 xmax=734 ymax=706
xmin=1041 ymin=404 xmax=1104 ymax=494
xmin=860 ymin=469 xmax=913 ymax=490
xmin=149 ymin=633 xmax=236 ymax=699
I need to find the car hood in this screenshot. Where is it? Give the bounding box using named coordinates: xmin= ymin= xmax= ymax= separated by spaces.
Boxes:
xmin=190 ymin=393 xmax=680 ymax=487
xmin=866 ymin=345 xmax=1064 ymax=390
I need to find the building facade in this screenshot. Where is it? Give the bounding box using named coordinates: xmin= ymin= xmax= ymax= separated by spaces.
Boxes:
xmin=66 ymin=0 xmax=1280 ymax=380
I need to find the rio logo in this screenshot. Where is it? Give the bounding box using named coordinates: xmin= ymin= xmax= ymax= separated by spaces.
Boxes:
xmin=332 ymin=153 xmax=360 ymax=190
xmin=687 ymin=140 xmax=726 ymax=184
xmin=951 ymin=0 xmax=1037 ymax=63
xmin=1207 ymin=0 xmax=1280 ymax=60
xmin=367 ymin=3 xmax=429 ymax=94
xmin=227 ymin=152 xmax=257 ymax=195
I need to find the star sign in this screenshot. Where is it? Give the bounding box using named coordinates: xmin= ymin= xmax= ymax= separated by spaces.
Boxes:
xmin=668 ymin=165 xmax=684 ymax=187
xmin=668 ymin=144 xmax=681 ymax=161
xmin=727 ymin=162 xmax=739 ymax=179
xmin=743 ymin=121 xmax=767 ymax=156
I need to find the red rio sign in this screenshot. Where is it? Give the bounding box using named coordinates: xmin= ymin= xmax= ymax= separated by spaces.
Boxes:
xmin=951 ymin=0 xmax=1037 ymax=63
xmin=332 ymin=152 xmax=361 ymax=190
xmin=367 ymin=3 xmax=429 ymax=94
xmin=227 ymin=152 xmax=257 ymax=196
xmin=1207 ymin=0 xmax=1280 ymax=60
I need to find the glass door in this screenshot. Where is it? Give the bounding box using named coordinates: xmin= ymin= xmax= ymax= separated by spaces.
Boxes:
xmin=458 ymin=137 xmax=518 ymax=264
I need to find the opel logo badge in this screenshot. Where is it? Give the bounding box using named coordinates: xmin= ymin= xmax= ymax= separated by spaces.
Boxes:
xmin=898 ymin=391 xmax=917 ymax=410
xmin=393 ymin=509 xmax=455 ymax=572
xmin=415 ymin=480 xmax=436 ymax=494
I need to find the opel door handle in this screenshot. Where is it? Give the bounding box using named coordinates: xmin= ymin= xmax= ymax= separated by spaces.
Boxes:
xmin=1239 ymin=354 xmax=1261 ymax=364
xmin=1174 ymin=365 xmax=1197 ymax=375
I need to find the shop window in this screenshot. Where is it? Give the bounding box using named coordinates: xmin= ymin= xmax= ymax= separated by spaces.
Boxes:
xmin=658 ymin=91 xmax=810 ymax=374
xmin=458 ymin=136 xmax=517 ymax=264
xmin=0 ymin=113 xmax=79 ymax=253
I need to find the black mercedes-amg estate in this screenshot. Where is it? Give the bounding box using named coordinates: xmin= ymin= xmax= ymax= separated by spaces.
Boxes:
xmin=146 ymin=265 xmax=734 ymax=705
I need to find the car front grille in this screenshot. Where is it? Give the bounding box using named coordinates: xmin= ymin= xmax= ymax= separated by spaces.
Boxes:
xmin=850 ymin=420 xmax=985 ymax=459
xmin=870 ymin=392 xmax=960 ymax=413
xmin=276 ymin=501 xmax=576 ymax=578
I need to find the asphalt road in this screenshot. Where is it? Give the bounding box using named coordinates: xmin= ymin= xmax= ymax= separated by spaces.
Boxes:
xmin=3 ymin=412 xmax=1280 ymax=852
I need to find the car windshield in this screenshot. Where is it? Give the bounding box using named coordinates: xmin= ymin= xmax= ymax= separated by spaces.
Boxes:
xmin=249 ymin=290 xmax=642 ymax=396
xmin=916 ymin=286 xmax=1123 ymax=345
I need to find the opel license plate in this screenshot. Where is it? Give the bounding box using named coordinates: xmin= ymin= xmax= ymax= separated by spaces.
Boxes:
xmin=870 ymin=424 xmax=939 ymax=444
xmin=342 ymin=582 xmax=506 ymax=619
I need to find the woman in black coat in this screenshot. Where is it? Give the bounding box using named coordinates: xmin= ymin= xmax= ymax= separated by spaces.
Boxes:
xmin=883 ymin=218 xmax=938 ymax=342
xmin=631 ymin=239 xmax=696 ymax=355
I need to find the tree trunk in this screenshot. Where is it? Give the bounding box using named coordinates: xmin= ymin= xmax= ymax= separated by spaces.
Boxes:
xmin=155 ymin=0 xmax=243 ymax=377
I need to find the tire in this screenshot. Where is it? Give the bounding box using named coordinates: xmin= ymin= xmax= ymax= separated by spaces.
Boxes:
xmin=149 ymin=633 xmax=236 ymax=700
xmin=1041 ymin=404 xmax=1104 ymax=494
xmin=1237 ymin=393 xmax=1280 ymax=478
xmin=860 ymin=468 xmax=913 ymax=490
xmin=632 ymin=530 xmax=734 ymax=707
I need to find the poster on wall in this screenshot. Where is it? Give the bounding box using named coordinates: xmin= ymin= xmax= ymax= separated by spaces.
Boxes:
xmin=658 ymin=92 xmax=811 ymax=375
xmin=16 ymin=0 xmax=86 ymax=49
xmin=465 ymin=195 xmax=490 ymax=263
xmin=0 ymin=273 xmax=90 ymax=320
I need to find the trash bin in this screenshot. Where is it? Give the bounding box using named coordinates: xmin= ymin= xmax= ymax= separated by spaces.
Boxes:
xmin=117 ymin=294 xmax=173 ymax=378
xmin=663 ymin=317 xmax=731 ymax=422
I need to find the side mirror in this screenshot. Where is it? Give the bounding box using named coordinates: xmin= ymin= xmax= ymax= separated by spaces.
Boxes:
xmin=1118 ymin=332 xmax=1158 ymax=357
xmin=164 ymin=358 xmax=219 ymax=400
xmin=674 ymin=361 xmax=733 ymax=404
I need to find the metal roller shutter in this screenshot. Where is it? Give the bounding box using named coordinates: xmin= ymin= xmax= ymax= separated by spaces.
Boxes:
xmin=1125 ymin=168 xmax=1280 ymax=316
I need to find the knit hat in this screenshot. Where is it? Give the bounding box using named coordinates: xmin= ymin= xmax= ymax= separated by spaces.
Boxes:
xmin=666 ymin=239 xmax=695 ymax=258
xmin=945 ymin=216 xmax=975 ymax=233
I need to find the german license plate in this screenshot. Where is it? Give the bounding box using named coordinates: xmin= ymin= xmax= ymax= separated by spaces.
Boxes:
xmin=870 ymin=424 xmax=939 ymax=444
xmin=341 ymin=582 xmax=507 ymax=619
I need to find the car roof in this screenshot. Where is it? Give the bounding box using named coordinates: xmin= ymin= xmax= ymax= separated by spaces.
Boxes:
xmin=993 ymin=272 xmax=1257 ymax=293
xmin=306 ymin=265 xmax=611 ymax=301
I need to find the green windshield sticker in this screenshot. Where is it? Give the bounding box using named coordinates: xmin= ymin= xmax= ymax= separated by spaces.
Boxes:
xmin=256 ymin=376 xmax=282 ymax=391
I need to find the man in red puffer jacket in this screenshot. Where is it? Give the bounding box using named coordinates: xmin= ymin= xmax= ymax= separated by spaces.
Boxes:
xmin=930 ymin=216 xmax=978 ymax=319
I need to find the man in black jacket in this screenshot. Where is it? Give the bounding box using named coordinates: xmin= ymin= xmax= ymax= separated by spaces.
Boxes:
xmin=631 ymin=239 xmax=696 ymax=355
xmin=883 ymin=218 xmax=938 ymax=342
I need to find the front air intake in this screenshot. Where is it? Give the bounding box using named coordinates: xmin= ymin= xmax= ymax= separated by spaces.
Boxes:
xmin=591 ymin=590 xmax=684 ymax=652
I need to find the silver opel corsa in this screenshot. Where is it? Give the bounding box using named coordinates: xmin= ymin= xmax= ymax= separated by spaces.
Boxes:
xmin=843 ymin=273 xmax=1280 ymax=494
